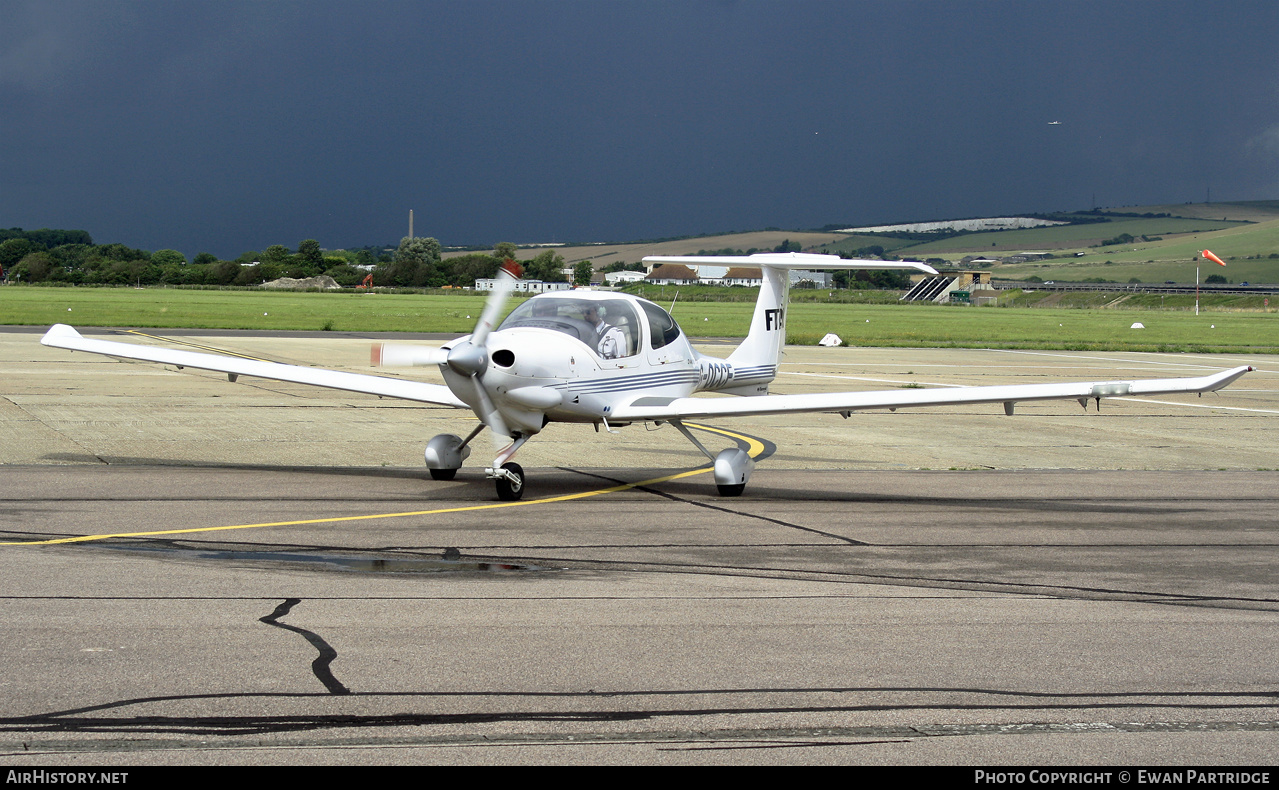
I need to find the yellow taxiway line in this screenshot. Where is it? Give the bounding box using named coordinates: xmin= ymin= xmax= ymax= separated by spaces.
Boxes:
xmin=3 ymin=423 xmax=765 ymax=547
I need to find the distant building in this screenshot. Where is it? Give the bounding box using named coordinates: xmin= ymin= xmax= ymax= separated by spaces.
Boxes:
xmin=475 ymin=278 xmax=571 ymax=293
xmin=902 ymin=271 xmax=995 ymax=305
xmin=605 ymin=270 xmax=647 ymax=286
xmin=722 ymin=267 xmax=763 ymax=287
xmin=645 ymin=264 xmax=700 ymax=285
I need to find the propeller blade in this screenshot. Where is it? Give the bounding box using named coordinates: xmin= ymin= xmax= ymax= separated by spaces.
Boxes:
xmin=470 ymin=373 xmax=511 ymax=448
xmin=371 ymin=343 xmax=451 ymax=367
xmin=470 ymin=260 xmax=521 ymax=348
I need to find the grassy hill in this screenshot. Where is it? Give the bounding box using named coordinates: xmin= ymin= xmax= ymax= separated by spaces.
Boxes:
xmin=442 ymin=230 xmax=855 ymax=268
xmin=975 ymin=219 xmax=1279 ymax=283
xmin=443 ymin=200 xmax=1279 ymax=284
xmin=833 ymin=201 xmax=1279 ymax=283
xmin=1101 ymin=200 xmax=1279 ymax=223
xmin=890 ymin=217 xmax=1247 ymax=255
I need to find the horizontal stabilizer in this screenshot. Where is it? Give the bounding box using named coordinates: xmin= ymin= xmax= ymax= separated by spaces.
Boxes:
xmin=643 ymin=252 xmax=938 ymax=274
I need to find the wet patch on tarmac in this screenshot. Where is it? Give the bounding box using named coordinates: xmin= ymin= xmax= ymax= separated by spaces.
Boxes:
xmin=97 ymin=542 xmax=549 ymax=574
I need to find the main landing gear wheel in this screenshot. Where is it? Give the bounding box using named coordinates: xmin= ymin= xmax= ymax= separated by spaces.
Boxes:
xmin=712 ymin=447 xmax=753 ymax=498
xmin=495 ymin=462 xmax=525 ymax=501
xmin=428 ymin=468 xmax=457 ymax=481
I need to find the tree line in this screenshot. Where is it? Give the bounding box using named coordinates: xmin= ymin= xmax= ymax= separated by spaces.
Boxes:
xmin=0 ymin=228 xmax=572 ymax=288
xmin=1 ymin=226 xmax=908 ymax=290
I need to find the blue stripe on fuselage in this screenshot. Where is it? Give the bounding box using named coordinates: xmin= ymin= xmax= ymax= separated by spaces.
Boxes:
xmin=727 ymin=364 xmax=776 ymax=382
xmin=557 ymin=369 xmax=701 ymax=395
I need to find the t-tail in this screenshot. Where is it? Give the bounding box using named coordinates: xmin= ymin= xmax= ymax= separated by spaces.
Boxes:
xmin=642 ymin=253 xmax=938 ymax=396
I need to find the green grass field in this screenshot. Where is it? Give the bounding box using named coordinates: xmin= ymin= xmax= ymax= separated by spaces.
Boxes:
xmin=1 ymin=287 xmax=492 ymax=333
xmin=4 ymin=285 xmax=1276 ymax=354
xmin=782 ymin=302 xmax=1278 ymax=353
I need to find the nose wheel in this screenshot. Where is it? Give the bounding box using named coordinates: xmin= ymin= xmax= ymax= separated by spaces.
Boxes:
xmin=493 ymin=462 xmax=525 ymax=501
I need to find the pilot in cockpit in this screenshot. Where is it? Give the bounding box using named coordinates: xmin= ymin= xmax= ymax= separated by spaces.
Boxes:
xmin=581 ymin=303 xmax=625 ymax=360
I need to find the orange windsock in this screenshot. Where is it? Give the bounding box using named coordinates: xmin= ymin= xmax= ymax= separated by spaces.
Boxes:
xmin=1202 ymin=249 xmax=1227 ymax=266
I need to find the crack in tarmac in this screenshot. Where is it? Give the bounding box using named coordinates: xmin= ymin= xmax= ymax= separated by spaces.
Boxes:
xmin=258 ymin=598 xmax=350 ymax=696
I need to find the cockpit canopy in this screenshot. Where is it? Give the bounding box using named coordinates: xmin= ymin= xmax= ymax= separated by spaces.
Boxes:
xmin=639 ymin=300 xmax=682 ymax=350
xmin=498 ymin=297 xmax=643 ymax=358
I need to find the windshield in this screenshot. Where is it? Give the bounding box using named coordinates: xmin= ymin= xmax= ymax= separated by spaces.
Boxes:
xmin=498 ymin=297 xmax=641 ymax=359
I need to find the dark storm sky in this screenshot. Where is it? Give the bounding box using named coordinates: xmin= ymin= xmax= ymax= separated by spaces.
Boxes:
xmin=3 ymin=0 xmax=1278 ymax=259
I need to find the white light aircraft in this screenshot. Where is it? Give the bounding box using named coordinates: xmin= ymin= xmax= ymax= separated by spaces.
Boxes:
xmin=41 ymin=253 xmax=1252 ymax=500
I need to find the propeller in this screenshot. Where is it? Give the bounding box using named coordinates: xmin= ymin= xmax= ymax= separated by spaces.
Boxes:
xmin=372 ymin=259 xmax=522 ymax=448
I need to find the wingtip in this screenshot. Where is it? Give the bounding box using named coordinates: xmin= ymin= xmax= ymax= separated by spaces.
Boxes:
xmin=40 ymin=323 xmax=82 ymax=345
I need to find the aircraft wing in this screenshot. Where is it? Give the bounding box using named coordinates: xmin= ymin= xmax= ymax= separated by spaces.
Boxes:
xmin=610 ymin=366 xmax=1253 ymax=421
xmin=40 ymin=324 xmax=468 ymax=408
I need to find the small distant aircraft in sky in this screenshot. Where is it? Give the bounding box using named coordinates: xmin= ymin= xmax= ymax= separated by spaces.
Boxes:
xmin=1048 ymin=121 xmax=1062 ymax=125
xmin=41 ymin=253 xmax=1252 ymax=501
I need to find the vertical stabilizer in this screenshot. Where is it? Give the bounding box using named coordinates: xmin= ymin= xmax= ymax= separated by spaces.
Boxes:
xmin=727 ymin=264 xmax=789 ymax=371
